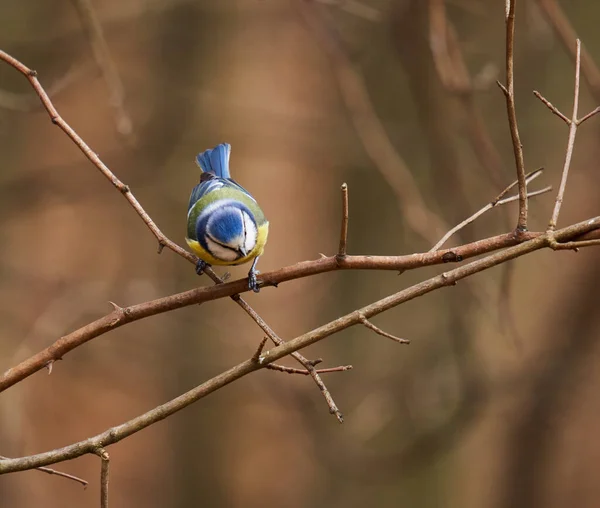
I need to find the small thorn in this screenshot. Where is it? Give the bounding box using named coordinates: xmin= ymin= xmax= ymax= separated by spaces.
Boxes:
xmin=108 ymin=301 xmax=122 ymax=312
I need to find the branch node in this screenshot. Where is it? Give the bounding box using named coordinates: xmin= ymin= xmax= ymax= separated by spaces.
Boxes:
xmin=50 ymin=116 xmax=59 ymax=125
xmin=157 ymin=241 xmax=165 ymax=254
xmin=45 ymin=360 xmax=54 ymax=375
xmin=28 ymin=69 xmax=37 ymax=77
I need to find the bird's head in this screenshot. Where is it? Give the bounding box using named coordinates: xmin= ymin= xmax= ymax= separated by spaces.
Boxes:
xmin=197 ymin=201 xmax=257 ymax=262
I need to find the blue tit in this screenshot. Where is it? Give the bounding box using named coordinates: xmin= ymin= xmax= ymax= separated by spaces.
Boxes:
xmin=186 ymin=143 xmax=269 ymax=293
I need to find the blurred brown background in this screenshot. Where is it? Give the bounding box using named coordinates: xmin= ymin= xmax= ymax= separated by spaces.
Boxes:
xmin=0 ymin=1 xmax=599 ymax=507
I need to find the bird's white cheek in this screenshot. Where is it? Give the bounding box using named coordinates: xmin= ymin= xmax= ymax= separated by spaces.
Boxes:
xmin=242 ymin=213 xmax=257 ymax=253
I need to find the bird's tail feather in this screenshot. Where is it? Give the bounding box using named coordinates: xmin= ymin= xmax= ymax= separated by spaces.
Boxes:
xmin=195 ymin=143 xmax=231 ymax=179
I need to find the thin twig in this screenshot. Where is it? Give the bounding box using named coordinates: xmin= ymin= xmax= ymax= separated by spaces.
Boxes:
xmin=493 ymin=168 xmax=545 ymax=204
xmin=338 ymin=183 xmax=349 ymax=257
xmin=430 ymin=170 xmax=550 ymax=252
xmin=358 ymin=314 xmax=409 ymax=344
xmin=251 ymin=337 xmax=269 ymax=364
xmin=498 ymin=0 xmax=528 ymax=231
xmin=577 ymin=106 xmax=600 ymax=126
xmin=95 ymin=448 xmax=109 ymax=508
xmin=548 ymin=39 xmax=581 ymax=231
xmin=532 ymin=91 xmax=571 ymax=125
xmin=70 ymin=0 xmax=132 ymax=136
xmin=265 ymin=364 xmax=353 ymax=375
xmin=0 ymin=455 xmax=87 ymax=487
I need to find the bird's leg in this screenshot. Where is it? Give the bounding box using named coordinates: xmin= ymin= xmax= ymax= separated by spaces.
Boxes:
xmin=195 ymin=259 xmax=210 ymax=275
xmin=247 ymin=257 xmax=261 ymax=293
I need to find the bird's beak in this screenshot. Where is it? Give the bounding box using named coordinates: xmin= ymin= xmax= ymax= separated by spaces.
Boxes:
xmin=238 ymin=246 xmax=247 ymax=258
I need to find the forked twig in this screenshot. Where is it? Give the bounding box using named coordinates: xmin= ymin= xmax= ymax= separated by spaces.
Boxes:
xmin=430 ymin=170 xmax=551 ymax=252
xmin=534 ymin=40 xmax=600 ymax=237
xmin=534 ymin=39 xmax=600 ymax=250
xmin=232 ymin=293 xmax=345 ymax=422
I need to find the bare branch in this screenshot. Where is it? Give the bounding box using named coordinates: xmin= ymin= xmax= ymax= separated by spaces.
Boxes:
xmin=0 ymin=455 xmax=87 ymax=487
xmin=95 ymin=448 xmax=109 ymax=508
xmin=548 ymin=39 xmax=581 ymax=230
xmin=548 ymin=237 xmax=600 ymax=251
xmin=358 ymin=314 xmax=409 ymax=344
xmin=338 ymin=183 xmax=349 ymax=257
xmin=265 ymin=364 xmax=353 ymax=375
xmin=229 ymin=291 xmax=345 ymax=421
xmin=533 ymin=91 xmax=571 ymax=125
xmin=577 ymin=106 xmax=600 ymax=126
xmin=498 ymin=0 xmax=528 ymax=231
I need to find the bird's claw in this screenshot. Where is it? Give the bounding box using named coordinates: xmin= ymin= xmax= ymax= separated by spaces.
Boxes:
xmin=195 ymin=259 xmax=209 ymax=275
xmin=248 ymin=269 xmax=260 ymax=293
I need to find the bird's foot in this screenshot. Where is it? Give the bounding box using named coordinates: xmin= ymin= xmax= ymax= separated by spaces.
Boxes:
xmin=195 ymin=259 xmax=209 ymax=275
xmin=248 ymin=268 xmax=260 ymax=293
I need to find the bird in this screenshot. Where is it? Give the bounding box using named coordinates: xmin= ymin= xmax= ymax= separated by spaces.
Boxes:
xmin=186 ymin=143 xmax=269 ymax=293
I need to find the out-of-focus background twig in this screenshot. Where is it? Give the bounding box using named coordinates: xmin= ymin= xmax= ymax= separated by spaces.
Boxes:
xmin=1 ymin=1 xmax=600 ymax=507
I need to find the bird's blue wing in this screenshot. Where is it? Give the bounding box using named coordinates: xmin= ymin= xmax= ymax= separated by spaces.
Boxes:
xmin=187 ymin=173 xmax=224 ymax=212
xmin=195 ymin=143 xmax=231 ymax=179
